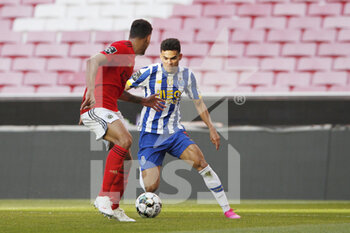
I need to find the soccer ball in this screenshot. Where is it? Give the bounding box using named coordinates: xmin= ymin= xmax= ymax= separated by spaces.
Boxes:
xmin=135 ymin=192 xmax=162 ymax=218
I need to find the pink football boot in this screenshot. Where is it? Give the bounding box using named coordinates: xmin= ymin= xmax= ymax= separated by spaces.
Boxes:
xmin=224 ymin=209 xmax=241 ymax=219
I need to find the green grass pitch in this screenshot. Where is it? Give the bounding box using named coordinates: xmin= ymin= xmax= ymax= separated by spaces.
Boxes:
xmin=0 ymin=200 xmax=350 ymax=233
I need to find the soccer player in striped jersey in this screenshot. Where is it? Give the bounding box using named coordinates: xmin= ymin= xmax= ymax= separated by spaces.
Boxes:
xmin=125 ymin=38 xmax=240 ymax=219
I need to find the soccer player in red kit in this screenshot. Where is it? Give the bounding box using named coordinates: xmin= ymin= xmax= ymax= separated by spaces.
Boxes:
xmin=80 ymin=19 xmax=165 ymax=221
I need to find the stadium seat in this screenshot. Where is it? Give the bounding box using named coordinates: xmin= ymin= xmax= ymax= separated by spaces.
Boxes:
xmin=0 ymin=20 xmax=11 ymax=31
xmin=309 ymin=3 xmax=341 ymax=16
xmin=26 ymin=32 xmax=57 ymax=44
xmin=156 ymin=0 xmax=192 ymax=4
xmin=339 ymin=30 xmax=350 ymax=42
xmin=226 ymin=58 xmax=259 ymax=71
xmin=0 ymin=72 xmax=23 ymax=86
xmin=35 ymin=44 xmax=69 ymax=57
xmin=196 ymin=29 xmax=229 ymax=43
xmin=202 ymin=72 xmax=238 ymax=86
xmin=181 ymin=43 xmax=209 ymax=57
xmin=61 ymin=32 xmax=91 ymax=44
xmin=324 ymin=17 xmax=350 ymax=29
xmin=254 ymin=17 xmax=287 ymax=29
xmin=1 ymin=86 xmax=35 ymax=93
xmin=198 ymin=85 xmax=217 ymax=93
xmin=152 ymin=18 xmax=182 ymax=31
xmin=72 ymin=85 xmax=86 ymax=94
xmin=267 ymin=29 xmax=301 ymax=42
xmin=13 ymin=18 xmax=46 ymax=31
xmin=203 ymin=4 xmax=236 ymax=17
xmin=246 ymin=43 xmax=280 ymax=57
xmin=193 ymin=0 xmax=221 ymax=3
xmin=239 ymin=71 xmax=274 ymax=86
xmin=79 ymin=19 xmax=113 ymax=31
xmin=94 ymin=31 xmax=126 ymax=44
xmin=0 ymin=0 xmax=20 ymax=5
xmin=70 ymin=44 xmax=104 ymax=57
xmin=209 ymin=43 xmax=244 ymax=57
xmin=319 ymin=43 xmax=350 ymax=57
xmin=13 ymin=58 xmax=46 ymax=71
xmin=1 ymin=5 xmax=33 ymax=18
xmin=22 ymin=0 xmax=54 ymax=4
xmin=334 ymin=57 xmax=350 ymax=70
xmin=255 ymin=86 xmax=290 ymax=92
xmin=136 ymin=5 xmax=174 ymax=19
xmin=274 ymin=3 xmax=306 ymax=16
xmin=313 ymin=72 xmax=348 ymax=86
xmin=172 ymin=4 xmax=202 ymax=18
xmin=0 ymin=58 xmax=12 ymax=71
xmin=276 ymin=72 xmax=311 ymax=87
xmin=282 ymin=43 xmax=316 ymax=57
xmin=1 ymin=44 xmax=34 ymax=57
xmin=36 ymin=86 xmax=71 ymax=93
xmin=162 ymin=30 xmax=195 ymax=43
xmin=184 ymin=18 xmax=216 ymax=30
xmin=289 ymin=17 xmax=321 ymax=29
xmin=0 ymin=32 xmax=22 ymax=44
xmin=232 ymin=29 xmax=265 ymax=42
xmin=219 ymin=85 xmax=253 ymax=93
xmin=68 ymin=5 xmax=100 ymax=19
xmin=238 ymin=4 xmax=272 ymax=16
xmin=23 ymin=72 xmax=58 ymax=86
xmin=303 ymin=29 xmax=336 ymax=42
xmin=329 ymin=86 xmax=350 ymax=92
xmin=58 ymin=72 xmax=85 ymax=86
xmin=218 ymin=17 xmax=252 ymax=29
xmin=34 ymin=4 xmax=66 ymax=18
xmin=189 ymin=58 xmax=224 ymax=71
xmin=292 ymin=86 xmax=327 ymax=92
xmin=298 ymin=58 xmax=332 ymax=71
xmin=261 ymin=58 xmax=296 ymax=71
xmin=47 ymin=58 xmax=81 ymax=72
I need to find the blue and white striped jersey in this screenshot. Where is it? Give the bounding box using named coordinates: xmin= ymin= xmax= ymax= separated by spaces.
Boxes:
xmin=127 ymin=63 xmax=201 ymax=134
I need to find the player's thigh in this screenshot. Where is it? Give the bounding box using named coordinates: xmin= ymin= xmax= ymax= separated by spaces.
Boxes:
xmin=142 ymin=166 xmax=161 ymax=190
xmin=179 ymin=144 xmax=208 ymax=170
xmin=104 ymin=119 xmax=132 ymax=149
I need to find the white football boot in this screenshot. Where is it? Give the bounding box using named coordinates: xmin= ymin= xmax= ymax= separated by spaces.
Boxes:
xmin=94 ymin=196 xmax=114 ymax=218
xmin=112 ymin=207 xmax=136 ymax=222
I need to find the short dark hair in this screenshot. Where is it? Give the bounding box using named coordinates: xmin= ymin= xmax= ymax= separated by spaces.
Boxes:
xmin=129 ymin=19 xmax=153 ymax=39
xmin=161 ymin=38 xmax=181 ymax=53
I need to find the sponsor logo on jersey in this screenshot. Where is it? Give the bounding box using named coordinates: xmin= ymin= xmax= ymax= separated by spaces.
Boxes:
xmin=104 ymin=46 xmax=117 ymax=54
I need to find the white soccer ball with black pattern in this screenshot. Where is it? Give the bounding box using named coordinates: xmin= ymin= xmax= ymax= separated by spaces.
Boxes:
xmin=135 ymin=192 xmax=162 ymax=218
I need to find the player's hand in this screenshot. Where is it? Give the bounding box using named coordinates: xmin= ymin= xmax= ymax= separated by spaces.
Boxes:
xmin=209 ymin=127 xmax=220 ymax=150
xmin=143 ymin=94 xmax=166 ymax=112
xmin=80 ymin=90 xmax=95 ymax=110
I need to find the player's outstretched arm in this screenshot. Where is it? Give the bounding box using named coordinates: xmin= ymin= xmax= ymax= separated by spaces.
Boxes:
xmin=193 ymin=98 xmax=220 ymax=150
xmin=80 ymin=53 xmax=108 ymax=110
xmin=119 ymin=91 xmax=166 ymax=112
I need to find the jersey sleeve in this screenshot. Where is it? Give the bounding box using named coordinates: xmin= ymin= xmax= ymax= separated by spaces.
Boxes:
xmin=185 ymin=70 xmax=202 ymax=99
xmin=127 ymin=66 xmax=151 ymax=88
xmin=100 ymin=42 xmax=122 ymax=61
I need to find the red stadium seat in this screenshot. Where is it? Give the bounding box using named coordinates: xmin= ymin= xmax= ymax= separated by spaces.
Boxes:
xmin=276 ymin=72 xmax=311 ymax=87
xmin=1 ymin=86 xmax=35 ymax=93
xmin=309 ymin=3 xmax=341 ymax=16
xmin=26 ymin=32 xmax=57 ymax=44
xmin=226 ymin=58 xmax=259 ymax=71
xmin=282 ymin=43 xmax=316 ymax=57
xmin=292 ymin=86 xmax=327 ymax=92
xmin=203 ymin=4 xmax=236 ymax=17
xmin=72 ymin=85 xmax=86 ymax=94
xmin=47 ymin=58 xmax=81 ymax=72
xmin=94 ymin=31 xmax=126 ymax=44
xmin=1 ymin=44 xmax=34 ymax=57
xmin=22 ymin=0 xmax=54 ymax=4
xmin=199 ymin=85 xmax=217 ymax=93
xmin=58 ymin=72 xmax=85 ymax=86
xmin=289 ymin=17 xmax=321 ymax=29
xmin=219 ymin=85 xmax=254 ymax=93
xmin=218 ymin=17 xmax=252 ymax=29
xmin=61 ymin=31 xmax=91 ymax=44
xmin=35 ymin=44 xmax=69 ymax=57
xmin=334 ymin=58 xmax=350 ymax=70
xmin=181 ymin=43 xmax=209 ymax=57
xmin=268 ymin=29 xmax=301 ymax=42
xmin=246 ymin=43 xmax=280 ymax=57
xmin=0 ymin=58 xmax=12 ymax=71
xmin=1 ymin=5 xmax=33 ymax=18
xmin=13 ymin=58 xmax=46 ymax=72
xmin=0 ymin=72 xmax=23 ymax=86
xmin=0 ymin=0 xmax=20 ymax=5
xmin=23 ymin=72 xmax=57 ymax=86
xmin=152 ymin=18 xmax=182 ymax=31
xmin=313 ymin=72 xmax=348 ymax=86
xmin=239 ymin=71 xmax=274 ymax=86
xmin=254 ymin=17 xmax=287 ymax=29
xmin=238 ymin=4 xmax=272 ymax=16
xmin=324 ymin=17 xmax=350 ymax=29
xmin=339 ymin=30 xmax=350 ymax=42
xmin=189 ymin=58 xmax=224 ymax=71
xmin=298 ymin=58 xmax=332 ymax=71
xmin=255 ymin=86 xmax=290 ymax=92
xmin=329 ymin=86 xmax=350 ymax=92
xmin=70 ymin=44 xmax=104 ymax=57
xmin=162 ymin=30 xmax=195 ymax=43
xmin=194 ymin=0 xmax=221 ymax=3
xmin=319 ymin=43 xmax=350 ymax=57
xmin=261 ymin=58 xmax=296 ymax=71
xmin=202 ymin=72 xmax=238 ymax=86
xmin=196 ymin=29 xmax=229 ymax=43
xmin=303 ymin=29 xmax=336 ymax=42
xmin=36 ymin=86 xmax=71 ymax=93
xmin=172 ymin=5 xmax=202 ymax=18
xmin=184 ymin=18 xmax=216 ymax=30
xmin=209 ymin=43 xmax=244 ymax=57
xmin=0 ymin=32 xmax=22 ymax=44
xmin=232 ymin=29 xmax=265 ymax=43
xmin=0 ymin=20 xmax=11 ymax=31
xmin=274 ymin=3 xmax=306 ymax=16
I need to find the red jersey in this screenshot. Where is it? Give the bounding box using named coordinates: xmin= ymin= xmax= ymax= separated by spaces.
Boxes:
xmin=81 ymin=40 xmax=135 ymax=114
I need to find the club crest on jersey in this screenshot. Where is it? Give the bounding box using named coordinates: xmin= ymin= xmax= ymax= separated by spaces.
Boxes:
xmin=106 ymin=114 xmax=114 ymax=119
xmin=177 ymin=77 xmax=185 ymax=88
xmin=104 ymin=46 xmax=117 ymax=54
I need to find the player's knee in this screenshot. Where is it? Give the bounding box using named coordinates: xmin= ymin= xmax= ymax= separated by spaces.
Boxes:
xmin=145 ymin=183 xmax=159 ymax=193
xmin=194 ymin=159 xmax=208 ymax=171
xmin=119 ymin=134 xmax=133 ymax=150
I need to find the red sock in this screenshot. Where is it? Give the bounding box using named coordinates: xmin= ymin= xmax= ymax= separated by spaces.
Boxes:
xmin=111 ymin=158 xmax=131 ymax=210
xmin=99 ymin=145 xmax=127 ymax=197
